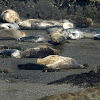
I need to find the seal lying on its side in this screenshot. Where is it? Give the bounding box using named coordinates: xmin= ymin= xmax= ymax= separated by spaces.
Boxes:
xmin=0 ymin=9 xmax=20 ymax=23
xmin=0 ymin=23 xmax=19 ymax=29
xmin=0 ymin=29 xmax=27 ymax=40
xmin=17 ymin=45 xmax=60 ymax=58
xmin=18 ymin=19 xmax=74 ymax=30
xmin=61 ymin=28 xmax=100 ymax=40
xmin=37 ymin=55 xmax=84 ymax=72
xmin=18 ymin=35 xmax=46 ymax=43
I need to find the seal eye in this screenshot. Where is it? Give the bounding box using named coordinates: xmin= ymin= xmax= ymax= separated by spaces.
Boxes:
xmin=8 ymin=25 xmax=11 ymax=28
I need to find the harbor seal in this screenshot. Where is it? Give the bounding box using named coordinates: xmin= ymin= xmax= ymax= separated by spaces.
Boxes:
xmin=18 ymin=19 xmax=63 ymax=30
xmin=0 ymin=29 xmax=27 ymax=40
xmin=68 ymin=16 xmax=93 ymax=28
xmin=0 ymin=9 xmax=20 ymax=23
xmin=50 ymin=31 xmax=68 ymax=45
xmin=37 ymin=55 xmax=84 ymax=72
xmin=18 ymin=19 xmax=74 ymax=30
xmin=18 ymin=35 xmax=46 ymax=43
xmin=61 ymin=28 xmax=100 ymax=40
xmin=17 ymin=45 xmax=60 ymax=58
xmin=0 ymin=23 xmax=19 ymax=29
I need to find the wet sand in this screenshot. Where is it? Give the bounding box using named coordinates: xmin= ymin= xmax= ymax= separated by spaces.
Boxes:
xmin=0 ymin=28 xmax=100 ymax=100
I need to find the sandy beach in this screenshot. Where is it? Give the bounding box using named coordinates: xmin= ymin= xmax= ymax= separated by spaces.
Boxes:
xmin=0 ymin=26 xmax=100 ymax=100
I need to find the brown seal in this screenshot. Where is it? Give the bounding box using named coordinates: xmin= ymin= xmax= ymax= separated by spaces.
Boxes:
xmin=0 ymin=29 xmax=27 ymax=39
xmin=17 ymin=45 xmax=60 ymax=58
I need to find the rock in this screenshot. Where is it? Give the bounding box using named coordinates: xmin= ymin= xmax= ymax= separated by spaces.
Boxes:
xmin=0 ymin=9 xmax=20 ymax=23
xmin=37 ymin=55 xmax=84 ymax=71
xmin=18 ymin=45 xmax=60 ymax=58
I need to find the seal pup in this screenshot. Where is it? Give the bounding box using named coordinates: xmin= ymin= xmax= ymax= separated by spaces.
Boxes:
xmin=18 ymin=35 xmax=46 ymax=43
xmin=17 ymin=45 xmax=60 ymax=58
xmin=62 ymin=28 xmax=100 ymax=40
xmin=0 ymin=23 xmax=19 ymax=29
xmin=0 ymin=29 xmax=27 ymax=40
xmin=37 ymin=55 xmax=84 ymax=72
xmin=0 ymin=9 xmax=20 ymax=23
xmin=0 ymin=49 xmax=20 ymax=57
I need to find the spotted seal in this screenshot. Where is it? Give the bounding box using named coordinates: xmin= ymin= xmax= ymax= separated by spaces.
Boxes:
xmin=37 ymin=55 xmax=84 ymax=72
xmin=0 ymin=9 xmax=20 ymax=23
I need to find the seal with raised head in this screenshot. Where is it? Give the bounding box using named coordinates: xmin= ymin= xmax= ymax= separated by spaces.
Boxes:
xmin=50 ymin=31 xmax=68 ymax=45
xmin=0 ymin=9 xmax=20 ymax=23
xmin=17 ymin=45 xmax=60 ymax=58
xmin=37 ymin=55 xmax=84 ymax=72
xmin=0 ymin=29 xmax=27 ymax=40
